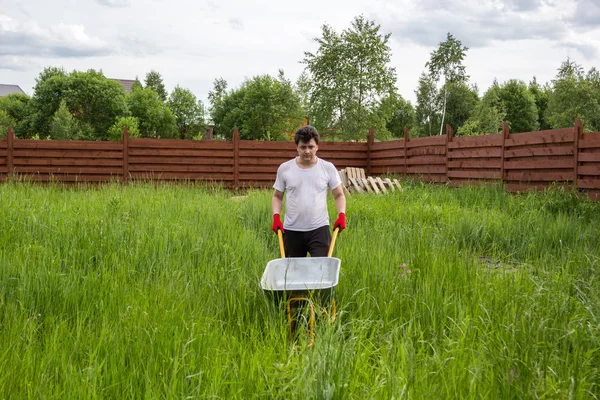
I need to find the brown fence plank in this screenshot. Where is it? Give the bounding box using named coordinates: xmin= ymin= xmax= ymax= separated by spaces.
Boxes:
xmin=407 ymin=147 xmax=446 ymax=156
xmin=129 ymin=139 xmax=233 ymax=149
xmin=239 ymin=150 xmax=297 ymax=158
xmin=129 ymin=148 xmax=232 ymax=157
xmin=407 ymin=165 xmax=445 ymax=174
xmin=371 ymin=140 xmax=405 ymax=151
xmin=371 ymin=149 xmax=406 ymax=159
xmin=579 ymin=165 xmax=600 ymax=175
xmin=13 ymin=150 xmax=123 ymax=159
xmin=448 ymin=170 xmax=501 ymax=179
xmin=128 ymin=156 xmax=233 ymax=165
xmin=505 ymin=129 xmax=574 ymax=146
xmin=15 ymin=140 xmax=122 ymax=150
xmin=129 ymin=172 xmax=233 ymax=180
xmin=578 ymin=179 xmax=600 ymax=189
xmin=505 ymin=171 xmax=576 ymax=181
xmin=405 ymin=156 xmax=447 ymax=165
xmin=14 ymin=158 xmax=123 ymax=166
xmin=407 ymin=136 xmax=446 ymax=147
xmin=371 ymin=159 xmax=406 ymax=167
xmin=448 ymin=135 xmax=503 ymax=149
xmin=15 ymin=166 xmax=123 ymax=174
xmin=128 ymin=165 xmax=233 ymax=173
xmin=504 ymin=159 xmax=573 ymax=169
xmin=447 ymin=148 xmax=502 ymax=158
xmin=505 ymin=146 xmax=574 ymax=158
xmin=579 ymin=140 xmax=600 ymax=149
xmin=579 ymin=153 xmax=600 ymax=162
xmin=447 ymin=159 xmax=502 ymax=169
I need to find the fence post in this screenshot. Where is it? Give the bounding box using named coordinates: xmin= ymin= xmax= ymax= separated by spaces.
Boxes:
xmin=366 ymin=128 xmax=374 ymax=177
xmin=500 ymin=120 xmax=510 ymax=185
xmin=233 ymin=128 xmax=240 ymax=188
xmin=6 ymin=126 xmax=14 ymax=178
xmin=574 ymin=118 xmax=583 ymax=190
xmin=445 ymin=124 xmax=453 ymax=183
xmin=122 ymin=127 xmax=129 ymax=183
xmin=404 ymin=126 xmax=409 ymax=176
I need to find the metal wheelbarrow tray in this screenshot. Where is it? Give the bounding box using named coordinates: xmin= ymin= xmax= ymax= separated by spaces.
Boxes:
xmin=261 ymin=257 xmax=341 ymax=303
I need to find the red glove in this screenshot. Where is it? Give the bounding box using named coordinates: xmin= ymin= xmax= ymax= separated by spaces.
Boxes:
xmin=272 ymin=214 xmax=284 ymax=233
xmin=333 ymin=213 xmax=346 ymax=232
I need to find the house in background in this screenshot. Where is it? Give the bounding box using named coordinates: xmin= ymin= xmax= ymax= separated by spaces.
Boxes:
xmin=0 ymin=84 xmax=25 ymax=97
xmin=111 ymin=79 xmax=137 ymax=93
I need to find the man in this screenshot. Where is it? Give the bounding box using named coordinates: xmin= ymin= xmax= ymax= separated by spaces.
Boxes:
xmin=271 ymin=125 xmax=346 ymax=257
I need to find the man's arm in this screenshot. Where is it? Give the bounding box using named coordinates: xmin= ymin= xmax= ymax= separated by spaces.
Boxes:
xmin=272 ymin=189 xmax=284 ymax=215
xmin=331 ymin=185 xmax=346 ymax=215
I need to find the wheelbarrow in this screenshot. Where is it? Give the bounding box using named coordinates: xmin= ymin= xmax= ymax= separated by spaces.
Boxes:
xmin=261 ymin=228 xmax=341 ymax=348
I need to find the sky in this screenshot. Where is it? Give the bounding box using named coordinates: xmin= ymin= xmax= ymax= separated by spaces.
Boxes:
xmin=1 ymin=0 xmax=600 ymax=106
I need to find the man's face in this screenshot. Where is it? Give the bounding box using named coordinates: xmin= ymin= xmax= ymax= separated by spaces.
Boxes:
xmin=296 ymin=138 xmax=318 ymax=163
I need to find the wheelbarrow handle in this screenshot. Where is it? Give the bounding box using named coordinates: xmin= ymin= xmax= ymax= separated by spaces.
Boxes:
xmin=328 ymin=227 xmax=339 ymax=258
xmin=277 ymin=229 xmax=285 ymax=258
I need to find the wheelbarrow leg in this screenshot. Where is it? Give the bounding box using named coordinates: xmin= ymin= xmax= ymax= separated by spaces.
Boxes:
xmin=287 ymin=296 xmax=315 ymax=348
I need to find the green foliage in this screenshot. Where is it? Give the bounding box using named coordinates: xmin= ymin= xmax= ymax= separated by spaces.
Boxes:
xmin=414 ymin=72 xmax=440 ymax=137
xmin=0 ymin=93 xmax=32 ymax=138
xmin=167 ymin=86 xmax=205 ymax=139
xmin=29 ymin=67 xmax=127 ymax=140
xmin=49 ymin=100 xmax=76 ymax=140
xmin=301 ymin=15 xmax=397 ymax=140
xmin=127 ymin=86 xmax=177 ymax=138
xmin=378 ymin=93 xmax=415 ymax=139
xmin=107 ymin=116 xmax=141 ymax=141
xmin=144 ymin=70 xmax=168 ymax=102
xmin=497 ymin=79 xmax=539 ymax=133
xmin=439 ymin=81 xmax=479 ymax=133
xmin=545 ymin=59 xmax=600 ymax=131
xmin=209 ymin=71 xmax=305 ymax=140
xmin=0 ymin=109 xmax=13 ymax=138
xmin=457 ymin=83 xmax=506 ymax=136
xmin=425 ymin=32 xmax=469 ymax=135
xmin=528 ymin=77 xmax=552 ymax=130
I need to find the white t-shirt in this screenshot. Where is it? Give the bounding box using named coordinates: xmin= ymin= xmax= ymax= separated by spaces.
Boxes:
xmin=273 ymin=157 xmax=341 ymax=231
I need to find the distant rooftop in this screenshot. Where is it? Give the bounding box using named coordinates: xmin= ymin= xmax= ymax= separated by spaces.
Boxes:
xmin=0 ymin=84 xmax=25 ymax=97
xmin=111 ymin=79 xmax=137 ymax=93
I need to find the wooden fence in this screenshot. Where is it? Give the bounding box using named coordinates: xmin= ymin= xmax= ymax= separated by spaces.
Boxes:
xmin=1 ymin=121 xmax=599 ymax=199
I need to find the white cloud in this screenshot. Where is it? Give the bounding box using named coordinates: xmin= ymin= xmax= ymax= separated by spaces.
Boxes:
xmin=95 ymin=0 xmax=131 ymax=7
xmin=0 ymin=14 xmax=113 ymax=58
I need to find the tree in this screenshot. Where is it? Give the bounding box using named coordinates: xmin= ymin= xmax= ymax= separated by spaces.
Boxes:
xmin=528 ymin=77 xmax=552 ymax=130
xmin=376 ymin=93 xmax=415 ymax=138
xmin=497 ymin=79 xmax=539 ymax=133
xmin=65 ymin=70 xmax=127 ymax=139
xmin=457 ymin=83 xmax=506 ymax=136
xmin=209 ymin=71 xmax=305 ymax=140
xmin=545 ymin=59 xmax=600 ymax=131
xmin=438 ymin=81 xmax=479 ymax=133
xmin=167 ymin=86 xmax=205 ymax=139
xmin=301 ymin=15 xmax=397 ymax=140
xmin=414 ymin=72 xmax=440 ymax=137
xmin=107 ymin=116 xmax=141 ymax=141
xmin=29 ymin=67 xmax=70 ymax=136
xmin=49 ymin=100 xmax=76 ymax=140
xmin=144 ymin=70 xmax=168 ymax=102
xmin=426 ymin=33 xmax=469 ymax=135
xmin=29 ymin=67 xmax=127 ymax=140
xmin=0 ymin=93 xmax=32 ymax=138
xmin=127 ymin=86 xmax=176 ymax=138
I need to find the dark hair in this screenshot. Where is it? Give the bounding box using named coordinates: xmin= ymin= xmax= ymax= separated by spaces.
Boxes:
xmin=294 ymin=126 xmax=320 ymax=145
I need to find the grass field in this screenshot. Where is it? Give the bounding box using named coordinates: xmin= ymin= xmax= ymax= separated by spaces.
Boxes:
xmin=1 ymin=180 xmax=599 ymax=399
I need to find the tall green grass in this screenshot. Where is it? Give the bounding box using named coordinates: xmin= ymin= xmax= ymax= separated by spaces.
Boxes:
xmin=1 ymin=180 xmax=599 ymax=398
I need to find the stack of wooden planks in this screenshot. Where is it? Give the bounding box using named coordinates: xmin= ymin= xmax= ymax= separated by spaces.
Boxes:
xmin=337 ymin=167 xmax=402 ymax=194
